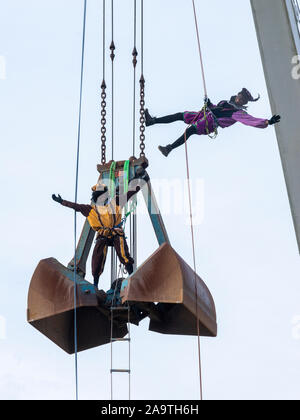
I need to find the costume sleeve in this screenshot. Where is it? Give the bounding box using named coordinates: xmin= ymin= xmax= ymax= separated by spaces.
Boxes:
xmin=61 ymin=200 xmax=92 ymax=217
xmin=232 ymin=110 xmax=269 ymax=129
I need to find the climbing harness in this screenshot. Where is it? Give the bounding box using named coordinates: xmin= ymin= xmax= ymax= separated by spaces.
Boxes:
xmin=109 ymin=161 xmax=116 ymax=198
xmin=203 ymin=101 xmax=219 ymax=139
xmin=123 ymin=159 xmax=137 ymax=219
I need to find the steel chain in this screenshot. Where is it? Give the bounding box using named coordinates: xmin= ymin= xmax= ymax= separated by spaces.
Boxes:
xmin=139 ymin=75 xmax=145 ymax=157
xmin=101 ymin=80 xmax=107 ymax=164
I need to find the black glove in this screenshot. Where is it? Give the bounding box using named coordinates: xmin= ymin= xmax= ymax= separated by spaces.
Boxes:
xmin=52 ymin=194 xmax=63 ymax=204
xmin=268 ymin=115 xmax=281 ymax=125
xmin=206 ymin=98 xmax=213 ymax=108
xmin=203 ymin=97 xmax=212 ymax=109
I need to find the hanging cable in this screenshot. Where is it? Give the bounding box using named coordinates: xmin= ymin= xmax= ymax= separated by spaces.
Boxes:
xmin=110 ymin=0 xmax=116 ymax=161
xmin=139 ymin=0 xmax=146 ymax=158
xmin=140 ymin=0 xmax=144 ymax=76
xmin=110 ymin=0 xmax=117 ymax=285
xmin=73 ymin=0 xmax=88 ymax=401
xmin=131 ymin=0 xmax=138 ymax=268
xmin=132 ymin=0 xmax=137 ymax=157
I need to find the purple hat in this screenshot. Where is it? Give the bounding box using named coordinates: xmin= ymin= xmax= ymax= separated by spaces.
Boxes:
xmin=239 ymin=88 xmax=260 ymax=103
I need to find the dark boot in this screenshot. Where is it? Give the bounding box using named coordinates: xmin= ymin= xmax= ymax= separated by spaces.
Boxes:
xmin=93 ymin=276 xmax=99 ymax=289
xmin=145 ymin=109 xmax=156 ymax=126
xmin=158 ymin=145 xmax=172 ymax=157
xmin=125 ymin=263 xmax=134 ymax=275
xmin=159 ymin=125 xmax=197 ymax=156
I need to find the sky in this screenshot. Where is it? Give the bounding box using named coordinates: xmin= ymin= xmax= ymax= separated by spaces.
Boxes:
xmin=0 ymin=0 xmax=300 ymax=400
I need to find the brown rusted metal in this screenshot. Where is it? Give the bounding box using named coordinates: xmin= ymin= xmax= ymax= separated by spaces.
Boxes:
xmin=27 ymin=258 xmax=128 ymax=354
xmin=28 ymin=161 xmax=217 ymax=352
xmin=96 ymin=156 xmax=148 ymax=175
xmin=121 ymin=243 xmax=217 ymax=337
xmin=27 ymin=242 xmax=217 ymax=353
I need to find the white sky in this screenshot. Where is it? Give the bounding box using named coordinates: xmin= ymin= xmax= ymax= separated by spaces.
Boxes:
xmin=0 ymin=0 xmax=300 ymax=400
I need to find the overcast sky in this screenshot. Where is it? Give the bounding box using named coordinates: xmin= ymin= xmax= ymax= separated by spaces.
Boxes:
xmin=0 ymin=0 xmax=300 ymax=400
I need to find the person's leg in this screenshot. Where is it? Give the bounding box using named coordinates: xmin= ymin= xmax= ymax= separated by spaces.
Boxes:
xmin=113 ymin=234 xmax=134 ymax=275
xmin=158 ymin=125 xmax=197 ymax=157
xmin=145 ymin=109 xmax=184 ymax=127
xmin=92 ymin=237 xmax=108 ymax=288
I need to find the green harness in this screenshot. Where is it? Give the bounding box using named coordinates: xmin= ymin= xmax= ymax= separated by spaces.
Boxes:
xmin=108 ymin=160 xmax=137 ymax=229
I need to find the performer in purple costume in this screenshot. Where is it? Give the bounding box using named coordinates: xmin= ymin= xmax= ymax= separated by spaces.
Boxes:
xmin=145 ymin=88 xmax=281 ymax=157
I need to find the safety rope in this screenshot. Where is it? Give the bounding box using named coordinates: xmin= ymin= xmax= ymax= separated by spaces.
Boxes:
xmin=109 ymin=161 xmax=116 ymax=198
xmin=73 ymin=0 xmax=87 ymax=401
xmin=183 ymin=128 xmax=203 ymax=401
xmin=124 ymin=160 xmax=137 ymax=218
xmin=181 ymin=0 xmax=213 ymax=401
xmin=191 ymin=0 xmax=218 ymax=140
xmin=192 ymin=0 xmax=207 ymax=99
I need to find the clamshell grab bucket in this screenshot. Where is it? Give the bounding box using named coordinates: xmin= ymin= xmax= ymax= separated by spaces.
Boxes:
xmin=121 ymin=243 xmax=217 ymax=337
xmin=27 ymin=258 xmax=128 ymax=354
xmin=27 ymin=158 xmax=217 ymax=353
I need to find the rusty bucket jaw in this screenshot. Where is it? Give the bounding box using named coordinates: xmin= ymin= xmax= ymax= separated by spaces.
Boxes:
xmin=121 ymin=243 xmax=217 ymax=337
xmin=27 ymin=258 xmax=127 ymax=354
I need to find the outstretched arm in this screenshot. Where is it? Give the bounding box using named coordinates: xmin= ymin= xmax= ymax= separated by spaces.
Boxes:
xmin=232 ymin=110 xmax=269 ymax=129
xmin=52 ymin=194 xmax=92 ymax=217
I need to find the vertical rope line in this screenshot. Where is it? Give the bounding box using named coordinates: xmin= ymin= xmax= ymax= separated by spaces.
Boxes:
xmin=178 ymin=0 xmax=211 ymax=400
xmin=131 ymin=0 xmax=137 ymax=268
xmin=141 ymin=0 xmax=144 ymax=75
xmin=138 ymin=0 xmax=146 ymax=157
xmin=128 ymin=305 xmax=131 ymax=400
xmin=132 ymin=0 xmax=137 ymax=156
xmin=184 ymin=129 xmax=203 ymax=401
xmin=103 ymin=0 xmax=106 ymax=78
xmin=101 ymin=0 xmax=107 ymax=164
xmin=111 ymin=0 xmax=115 ymax=160
xmin=74 ymin=0 xmax=88 ymax=401
xmin=192 ymin=0 xmax=208 ymax=98
xmin=110 ymin=0 xmax=116 ymax=286
xmin=110 ymin=307 xmax=113 ymax=400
